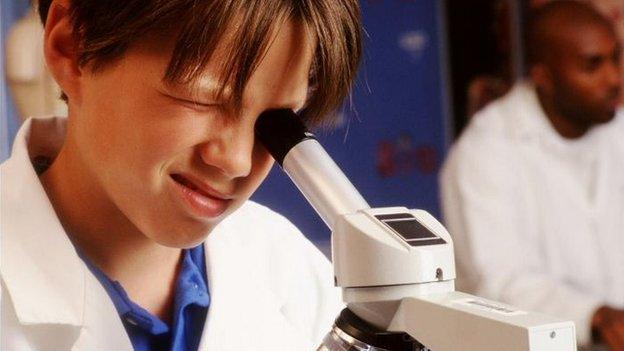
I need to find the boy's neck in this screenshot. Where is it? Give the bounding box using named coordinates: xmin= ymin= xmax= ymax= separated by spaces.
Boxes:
xmin=39 ymin=132 xmax=182 ymax=322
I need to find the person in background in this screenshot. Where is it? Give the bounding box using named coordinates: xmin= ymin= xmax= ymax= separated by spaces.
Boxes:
xmin=1 ymin=0 xmax=362 ymax=350
xmin=587 ymin=0 xmax=624 ymax=105
xmin=532 ymin=0 xmax=624 ymax=104
xmin=440 ymin=1 xmax=624 ymax=350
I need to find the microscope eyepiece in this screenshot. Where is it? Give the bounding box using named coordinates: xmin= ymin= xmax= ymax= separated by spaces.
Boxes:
xmin=255 ymin=109 xmax=316 ymax=166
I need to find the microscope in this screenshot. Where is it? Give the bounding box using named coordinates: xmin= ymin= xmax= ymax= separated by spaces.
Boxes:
xmin=255 ymin=109 xmax=577 ymax=351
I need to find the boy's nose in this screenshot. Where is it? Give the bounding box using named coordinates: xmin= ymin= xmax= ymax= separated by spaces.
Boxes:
xmin=198 ymin=125 xmax=254 ymax=179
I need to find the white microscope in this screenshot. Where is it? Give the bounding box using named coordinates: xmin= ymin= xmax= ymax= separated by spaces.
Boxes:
xmin=255 ymin=109 xmax=577 ymax=351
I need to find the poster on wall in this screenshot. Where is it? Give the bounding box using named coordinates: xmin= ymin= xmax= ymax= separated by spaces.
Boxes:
xmin=252 ymin=0 xmax=452 ymax=251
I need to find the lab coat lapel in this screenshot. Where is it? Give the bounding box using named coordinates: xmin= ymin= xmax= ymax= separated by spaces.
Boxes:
xmin=197 ymin=216 xmax=314 ymax=351
xmin=1 ymin=118 xmax=133 ymax=351
xmin=0 ymin=118 xmax=84 ymax=327
xmin=71 ymin=273 xmax=133 ymax=351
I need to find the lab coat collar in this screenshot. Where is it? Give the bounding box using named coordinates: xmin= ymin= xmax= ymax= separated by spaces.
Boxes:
xmin=1 ymin=117 xmax=86 ymax=327
xmin=197 ymin=208 xmax=313 ymax=350
xmin=2 ymin=117 xmax=136 ymax=350
xmin=506 ymin=81 xmax=555 ymax=142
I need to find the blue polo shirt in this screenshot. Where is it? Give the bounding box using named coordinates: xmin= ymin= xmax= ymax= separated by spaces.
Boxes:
xmin=80 ymin=245 xmax=210 ymax=351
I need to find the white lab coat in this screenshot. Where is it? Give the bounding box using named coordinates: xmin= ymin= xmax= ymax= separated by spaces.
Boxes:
xmin=1 ymin=117 xmax=343 ymax=350
xmin=440 ymin=82 xmax=624 ymax=348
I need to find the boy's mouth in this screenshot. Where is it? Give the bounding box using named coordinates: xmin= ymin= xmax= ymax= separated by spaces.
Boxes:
xmin=170 ymin=174 xmax=231 ymax=200
xmin=170 ymin=173 xmax=232 ymax=218
xmin=171 ymin=174 xmax=209 ymax=196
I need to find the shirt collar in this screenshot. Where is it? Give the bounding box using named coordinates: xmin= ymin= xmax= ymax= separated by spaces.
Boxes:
xmin=78 ymin=245 xmax=209 ymax=335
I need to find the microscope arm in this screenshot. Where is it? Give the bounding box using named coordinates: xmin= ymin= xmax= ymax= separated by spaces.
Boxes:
xmin=391 ymin=292 xmax=576 ymax=351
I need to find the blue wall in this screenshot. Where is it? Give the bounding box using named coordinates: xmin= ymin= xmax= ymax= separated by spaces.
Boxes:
xmin=252 ymin=0 xmax=452 ymax=244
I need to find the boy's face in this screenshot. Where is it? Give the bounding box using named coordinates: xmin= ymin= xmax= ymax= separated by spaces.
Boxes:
xmin=72 ymin=21 xmax=312 ymax=247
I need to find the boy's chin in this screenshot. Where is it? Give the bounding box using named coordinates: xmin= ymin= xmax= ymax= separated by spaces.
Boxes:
xmin=150 ymin=223 xmax=217 ymax=249
xmin=155 ymin=234 xmax=210 ymax=249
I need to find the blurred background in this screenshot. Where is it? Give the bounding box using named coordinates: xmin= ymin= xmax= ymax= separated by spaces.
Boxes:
xmin=1 ymin=0 xmax=623 ymax=252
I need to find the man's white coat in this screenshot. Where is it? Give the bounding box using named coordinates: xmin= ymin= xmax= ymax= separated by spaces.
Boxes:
xmin=440 ymin=82 xmax=624 ymax=347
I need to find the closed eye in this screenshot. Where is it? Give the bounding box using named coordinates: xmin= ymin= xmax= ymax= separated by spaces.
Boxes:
xmin=176 ymin=97 xmax=220 ymax=108
xmin=158 ymin=90 xmax=222 ymax=110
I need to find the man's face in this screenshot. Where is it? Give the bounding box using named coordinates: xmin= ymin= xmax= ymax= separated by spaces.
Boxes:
xmin=548 ymin=23 xmax=622 ymax=126
xmin=73 ymin=21 xmax=312 ymax=248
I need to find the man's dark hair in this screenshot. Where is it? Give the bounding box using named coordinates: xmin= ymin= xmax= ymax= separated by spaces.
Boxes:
xmin=37 ymin=0 xmax=362 ymax=127
xmin=524 ymin=0 xmax=614 ymax=67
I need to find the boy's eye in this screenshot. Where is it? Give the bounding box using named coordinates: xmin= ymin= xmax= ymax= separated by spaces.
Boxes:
xmin=177 ymin=97 xmax=219 ymax=108
xmin=159 ymin=90 xmax=221 ymax=110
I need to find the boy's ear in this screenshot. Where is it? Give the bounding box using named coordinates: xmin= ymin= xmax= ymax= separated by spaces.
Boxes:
xmin=43 ymin=0 xmax=83 ymax=105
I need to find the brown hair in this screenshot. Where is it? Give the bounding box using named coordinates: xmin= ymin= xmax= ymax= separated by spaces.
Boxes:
xmin=38 ymin=0 xmax=362 ymax=127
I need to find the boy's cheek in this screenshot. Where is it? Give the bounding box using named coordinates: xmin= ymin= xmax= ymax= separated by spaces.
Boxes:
xmin=134 ymin=110 xmax=218 ymax=155
xmin=245 ymin=155 xmax=275 ymax=195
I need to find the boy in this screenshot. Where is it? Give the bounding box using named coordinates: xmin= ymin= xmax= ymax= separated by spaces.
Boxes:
xmin=1 ymin=0 xmax=362 ymax=350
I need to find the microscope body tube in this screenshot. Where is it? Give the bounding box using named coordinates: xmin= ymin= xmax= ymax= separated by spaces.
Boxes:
xmin=254 ymin=108 xmax=370 ymax=230
xmin=282 ymin=139 xmax=370 ymax=230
